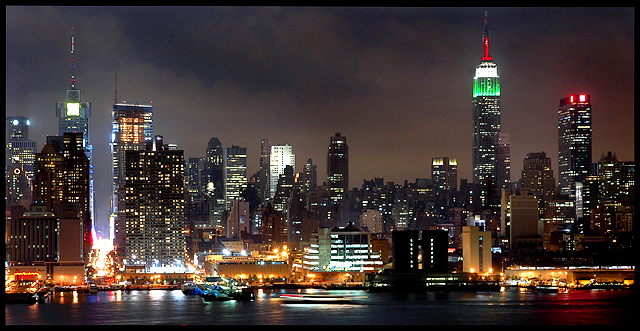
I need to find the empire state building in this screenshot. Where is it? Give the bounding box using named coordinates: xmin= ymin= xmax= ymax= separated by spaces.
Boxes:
xmin=472 ymin=12 xmax=501 ymax=210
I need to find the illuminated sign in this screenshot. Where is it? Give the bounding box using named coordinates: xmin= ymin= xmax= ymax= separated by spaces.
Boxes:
xmin=67 ymin=102 xmax=80 ymax=116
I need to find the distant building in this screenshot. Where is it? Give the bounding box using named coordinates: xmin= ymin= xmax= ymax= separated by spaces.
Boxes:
xmin=203 ymin=137 xmax=225 ymax=229
xmin=472 ymin=12 xmax=501 ymax=214
xmin=6 ymin=116 xmax=37 ymax=208
xmin=508 ymin=194 xmax=541 ymax=250
xmin=225 ymin=145 xmax=247 ymax=209
xmin=327 ymin=133 xmax=349 ymax=204
xmin=269 ymin=144 xmax=295 ymax=201
xmin=558 ymin=94 xmax=592 ymax=198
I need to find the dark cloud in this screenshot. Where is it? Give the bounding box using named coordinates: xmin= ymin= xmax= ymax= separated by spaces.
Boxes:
xmin=6 ymin=6 xmax=634 ymax=235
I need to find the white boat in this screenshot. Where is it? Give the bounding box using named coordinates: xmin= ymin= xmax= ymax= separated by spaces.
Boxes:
xmin=89 ymin=284 xmax=99 ymax=294
xmin=279 ymin=292 xmax=367 ymax=303
xmin=535 ymin=285 xmax=560 ymax=293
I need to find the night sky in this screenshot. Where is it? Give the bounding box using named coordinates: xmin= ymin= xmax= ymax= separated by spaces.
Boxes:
xmin=6 ymin=7 xmax=634 ymax=236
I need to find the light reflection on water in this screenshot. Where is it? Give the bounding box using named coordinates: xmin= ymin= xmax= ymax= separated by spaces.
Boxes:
xmin=5 ymin=287 xmax=634 ymax=325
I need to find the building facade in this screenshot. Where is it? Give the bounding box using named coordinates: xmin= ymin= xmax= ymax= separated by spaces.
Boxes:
xmin=121 ymin=136 xmax=186 ymax=268
xmin=558 ymin=94 xmax=592 ymax=197
xmin=472 ymin=13 xmax=501 ymax=212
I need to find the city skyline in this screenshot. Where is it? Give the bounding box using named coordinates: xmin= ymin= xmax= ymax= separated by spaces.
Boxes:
xmin=6 ymin=7 xmax=635 ymax=235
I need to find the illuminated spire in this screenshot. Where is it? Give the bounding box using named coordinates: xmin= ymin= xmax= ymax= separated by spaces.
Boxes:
xmin=71 ymin=27 xmax=76 ymax=89
xmin=481 ymin=10 xmax=492 ymax=61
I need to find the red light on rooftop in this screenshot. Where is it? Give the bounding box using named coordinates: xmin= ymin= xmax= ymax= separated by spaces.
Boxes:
xmin=579 ymin=94 xmax=586 ymax=102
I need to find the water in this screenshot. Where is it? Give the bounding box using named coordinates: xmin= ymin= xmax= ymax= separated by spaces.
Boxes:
xmin=5 ymin=287 xmax=634 ymax=325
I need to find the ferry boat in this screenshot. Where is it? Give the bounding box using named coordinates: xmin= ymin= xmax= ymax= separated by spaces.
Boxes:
xmin=279 ymin=292 xmax=367 ymax=303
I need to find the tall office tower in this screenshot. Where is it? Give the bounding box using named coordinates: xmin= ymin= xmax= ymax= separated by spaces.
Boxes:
xmin=558 ymin=94 xmax=592 ymax=198
xmin=519 ymin=152 xmax=557 ymax=213
xmin=6 ymin=117 xmax=37 ymax=207
xmin=185 ymin=157 xmax=209 ymax=228
xmin=432 ymin=157 xmax=458 ymax=193
xmin=303 ymin=158 xmax=318 ymax=194
xmin=121 ymin=136 xmax=185 ymax=268
xmin=32 ymin=132 xmax=92 ymax=264
xmin=327 ymin=133 xmax=349 ymax=204
xmin=225 ymin=145 xmax=248 ymax=209
xmin=55 ymin=34 xmax=94 ymax=231
xmin=472 ymin=12 xmax=501 ymax=210
xmin=259 ymin=138 xmax=271 ymax=203
xmin=269 ymin=144 xmax=295 ymax=201
xmin=597 ymin=151 xmax=620 ymax=204
xmin=111 ymin=102 xmax=153 ymax=247
xmin=202 ymin=137 xmax=225 ymax=229
xmin=497 ymin=133 xmax=511 ymax=190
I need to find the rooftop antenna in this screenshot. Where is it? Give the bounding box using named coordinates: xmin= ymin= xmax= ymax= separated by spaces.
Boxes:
xmin=115 ymin=72 xmax=118 ymax=104
xmin=482 ymin=10 xmax=492 ymax=61
xmin=71 ymin=26 xmax=75 ymax=89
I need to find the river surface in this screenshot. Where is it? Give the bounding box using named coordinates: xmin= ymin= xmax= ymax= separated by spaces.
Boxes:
xmin=5 ymin=287 xmax=634 ymax=325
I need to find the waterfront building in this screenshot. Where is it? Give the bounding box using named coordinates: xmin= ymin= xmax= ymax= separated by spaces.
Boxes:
xmin=391 ymin=230 xmax=420 ymax=271
xmin=421 ymin=230 xmax=449 ymax=272
xmin=121 ymin=136 xmax=186 ymax=268
xmin=558 ymin=94 xmax=592 ymax=198
xmin=462 ymin=225 xmax=492 ymax=273
xmin=472 ymin=12 xmax=501 ymax=214
xmin=303 ymin=226 xmax=383 ymax=274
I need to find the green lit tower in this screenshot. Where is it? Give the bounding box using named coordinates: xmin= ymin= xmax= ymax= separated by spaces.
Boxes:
xmin=472 ymin=11 xmax=501 ymax=211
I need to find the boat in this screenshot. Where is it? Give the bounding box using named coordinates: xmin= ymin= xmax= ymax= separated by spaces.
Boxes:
xmin=534 ymin=285 xmax=560 ymax=293
xmin=5 ymin=291 xmax=38 ymax=304
xmin=89 ymin=284 xmax=99 ymax=294
xmin=279 ymin=292 xmax=367 ymax=304
xmin=181 ymin=282 xmax=196 ymax=295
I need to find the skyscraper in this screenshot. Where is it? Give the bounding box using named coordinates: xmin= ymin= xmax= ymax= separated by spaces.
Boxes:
xmin=497 ymin=133 xmax=511 ymax=190
xmin=121 ymin=136 xmax=185 ymax=268
xmin=202 ymin=137 xmax=225 ymax=229
xmin=32 ymin=132 xmax=92 ymax=264
xmin=269 ymin=144 xmax=295 ymax=202
xmin=55 ymin=33 xmax=94 ymax=232
xmin=472 ymin=13 xmax=500 ymax=181
xmin=111 ymin=102 xmax=153 ymax=247
xmin=6 ymin=117 xmax=37 ymax=207
xmin=519 ymin=152 xmax=557 ymax=208
xmin=558 ymin=94 xmax=592 ymax=197
xmin=225 ymin=145 xmax=248 ymax=209
xmin=327 ymin=133 xmax=349 ymax=204
xmin=431 ymin=157 xmax=457 ymax=193
xmin=472 ymin=12 xmax=501 ymax=211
